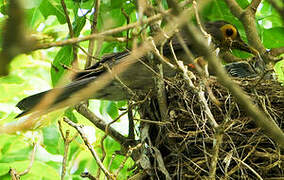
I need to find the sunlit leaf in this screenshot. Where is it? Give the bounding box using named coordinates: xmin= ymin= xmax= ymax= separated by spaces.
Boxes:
xmin=39 ymin=0 xmax=66 ymax=24
xmin=263 ymin=27 xmax=284 ymax=48
xmin=50 ymin=45 xmax=73 ymax=86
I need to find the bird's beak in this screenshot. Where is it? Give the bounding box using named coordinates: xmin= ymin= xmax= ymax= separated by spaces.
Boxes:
xmin=233 ymin=39 xmax=259 ymax=56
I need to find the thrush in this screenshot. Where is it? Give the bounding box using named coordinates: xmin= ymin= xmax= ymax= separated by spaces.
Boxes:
xmin=16 ymin=20 xmax=259 ymax=117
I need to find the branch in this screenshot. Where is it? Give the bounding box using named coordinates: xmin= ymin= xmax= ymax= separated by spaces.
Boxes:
xmin=63 ymin=117 xmax=115 ymax=180
xmin=169 ymin=0 xmax=284 ymax=149
xmin=18 ymin=143 xmax=37 ymax=176
xmin=224 ymin=0 xmax=275 ymax=63
xmin=61 ymin=0 xmax=78 ymax=63
xmin=184 ymin=23 xmax=284 ymax=149
xmin=247 ymin=0 xmax=262 ymax=13
xmin=18 ymin=5 xmax=196 ymax=131
xmin=0 ymin=0 xmax=34 ymax=76
xmin=270 ymin=47 xmax=284 ymax=56
xmin=75 ymin=103 xmax=129 ymax=147
xmin=58 ymin=120 xmax=78 ymax=180
xmin=85 ymin=0 xmax=100 ymax=68
xmin=31 ymin=12 xmax=166 ymax=51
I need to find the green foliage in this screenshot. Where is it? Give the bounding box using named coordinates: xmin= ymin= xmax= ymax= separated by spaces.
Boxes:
xmin=0 ymin=0 xmax=283 ymax=179
xmin=263 ymin=27 xmax=284 ymax=48
xmin=51 ymin=45 xmax=73 ymax=85
xmin=39 ymin=0 xmax=66 ymax=24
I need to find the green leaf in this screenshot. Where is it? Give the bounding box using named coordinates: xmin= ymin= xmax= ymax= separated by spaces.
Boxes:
xmin=73 ymin=15 xmax=86 ymax=37
xmin=0 ymin=147 xmax=32 ymax=163
xmin=263 ymin=27 xmax=284 ymax=48
xmin=236 ymin=0 xmax=250 ymax=9
xmin=64 ymin=107 xmax=78 ymax=123
xmin=50 ymin=45 xmax=73 ymax=86
xmin=99 ymin=100 xmax=119 ymax=119
xmin=106 ymin=101 xmax=119 ymax=119
xmin=42 ymin=125 xmax=62 ymax=154
xmin=0 ymin=163 xmax=10 ymax=176
xmin=2 ymin=160 xmax=60 ymax=180
xmin=25 ymin=8 xmax=44 ymax=28
xmin=39 ymin=0 xmax=66 ymax=24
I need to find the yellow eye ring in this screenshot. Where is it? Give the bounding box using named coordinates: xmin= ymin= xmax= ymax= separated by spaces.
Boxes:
xmin=220 ymin=24 xmax=238 ymax=40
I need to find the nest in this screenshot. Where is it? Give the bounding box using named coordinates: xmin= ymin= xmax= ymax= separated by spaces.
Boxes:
xmin=136 ymin=75 xmax=284 ymax=179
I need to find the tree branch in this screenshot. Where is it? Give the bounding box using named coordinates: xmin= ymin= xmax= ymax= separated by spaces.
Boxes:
xmin=85 ymin=0 xmax=101 ymax=68
xmin=31 ymin=12 xmax=166 ymax=51
xmin=169 ymin=0 xmax=284 ymax=149
xmin=63 ymin=117 xmax=115 ymax=180
xmin=224 ymin=0 xmax=276 ymax=63
xmin=270 ymin=47 xmax=284 ymax=56
xmin=184 ymin=23 xmax=284 ymax=149
xmin=74 ymin=104 xmax=129 ymax=147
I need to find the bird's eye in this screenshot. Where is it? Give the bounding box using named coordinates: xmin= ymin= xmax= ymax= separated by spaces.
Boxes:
xmin=225 ymin=28 xmax=234 ymax=37
xmin=220 ymin=24 xmax=238 ymax=40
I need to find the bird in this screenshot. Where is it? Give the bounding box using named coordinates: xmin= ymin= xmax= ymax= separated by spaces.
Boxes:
xmin=15 ymin=20 xmax=259 ymax=117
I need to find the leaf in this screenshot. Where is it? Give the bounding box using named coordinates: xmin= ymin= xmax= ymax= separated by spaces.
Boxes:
xmin=73 ymin=15 xmax=86 ymax=37
xmin=39 ymin=0 xmax=66 ymax=24
xmin=50 ymin=45 xmax=73 ymax=86
xmin=25 ymin=8 xmax=44 ymax=28
xmin=0 ymin=163 xmax=10 ymax=176
xmin=0 ymin=147 xmax=32 ymax=163
xmin=64 ymin=107 xmax=78 ymax=123
xmin=42 ymin=125 xmax=62 ymax=154
xmin=106 ymin=101 xmax=119 ymax=119
xmin=99 ymin=100 xmax=119 ymax=119
xmin=263 ymin=27 xmax=284 ymax=48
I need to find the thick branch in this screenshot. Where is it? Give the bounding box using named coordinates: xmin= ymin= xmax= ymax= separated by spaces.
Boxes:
xmin=270 ymin=47 xmax=284 ymax=56
xmin=224 ymin=0 xmax=269 ymax=62
xmin=75 ymin=104 xmax=128 ymax=147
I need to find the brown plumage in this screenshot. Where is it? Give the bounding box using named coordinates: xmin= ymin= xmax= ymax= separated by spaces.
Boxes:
xmin=16 ymin=21 xmax=258 ymax=117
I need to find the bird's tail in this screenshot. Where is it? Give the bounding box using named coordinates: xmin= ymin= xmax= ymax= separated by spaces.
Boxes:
xmin=16 ymin=76 xmax=97 ymax=118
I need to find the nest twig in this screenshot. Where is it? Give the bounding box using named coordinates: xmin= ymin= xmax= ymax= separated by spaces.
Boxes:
xmin=136 ymin=75 xmax=283 ymax=179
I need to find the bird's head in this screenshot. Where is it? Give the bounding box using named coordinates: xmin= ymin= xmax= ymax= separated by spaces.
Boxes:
xmin=205 ymin=20 xmax=257 ymax=55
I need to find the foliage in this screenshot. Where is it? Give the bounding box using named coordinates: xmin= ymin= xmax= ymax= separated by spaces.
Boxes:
xmin=0 ymin=0 xmax=283 ymax=179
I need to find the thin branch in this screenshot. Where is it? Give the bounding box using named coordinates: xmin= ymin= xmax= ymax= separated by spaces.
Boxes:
xmin=247 ymin=0 xmax=262 ymax=13
xmin=85 ymin=0 xmax=100 ymax=68
xmin=31 ymin=12 xmax=167 ymax=51
xmin=75 ymin=103 xmax=129 ymax=147
xmin=61 ymin=0 xmax=78 ymax=63
xmin=121 ymin=8 xmax=130 ymax=49
xmin=9 ymin=168 xmax=19 ymax=180
xmin=61 ymin=0 xmax=74 ymax=38
xmin=209 ymin=129 xmax=223 ymax=180
xmin=169 ymin=0 xmax=284 ymax=149
xmin=58 ymin=120 xmax=78 ymax=180
xmin=150 ymin=40 xmax=170 ymax=122
xmin=18 ymin=143 xmax=37 ymax=176
xmin=114 ymin=143 xmax=142 ymax=177
xmin=63 ymin=117 xmax=115 ymax=180
xmin=96 ymin=134 xmax=107 ymax=178
xmin=127 ymin=103 xmax=135 ymax=139
xmin=18 ymin=5 xmax=196 ymax=131
xmin=185 ymin=23 xmax=284 ymax=149
xmin=9 ymin=143 xmax=38 ymax=179
xmin=224 ymin=0 xmax=244 ymax=18
xmin=80 ymin=172 xmax=96 ymax=180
